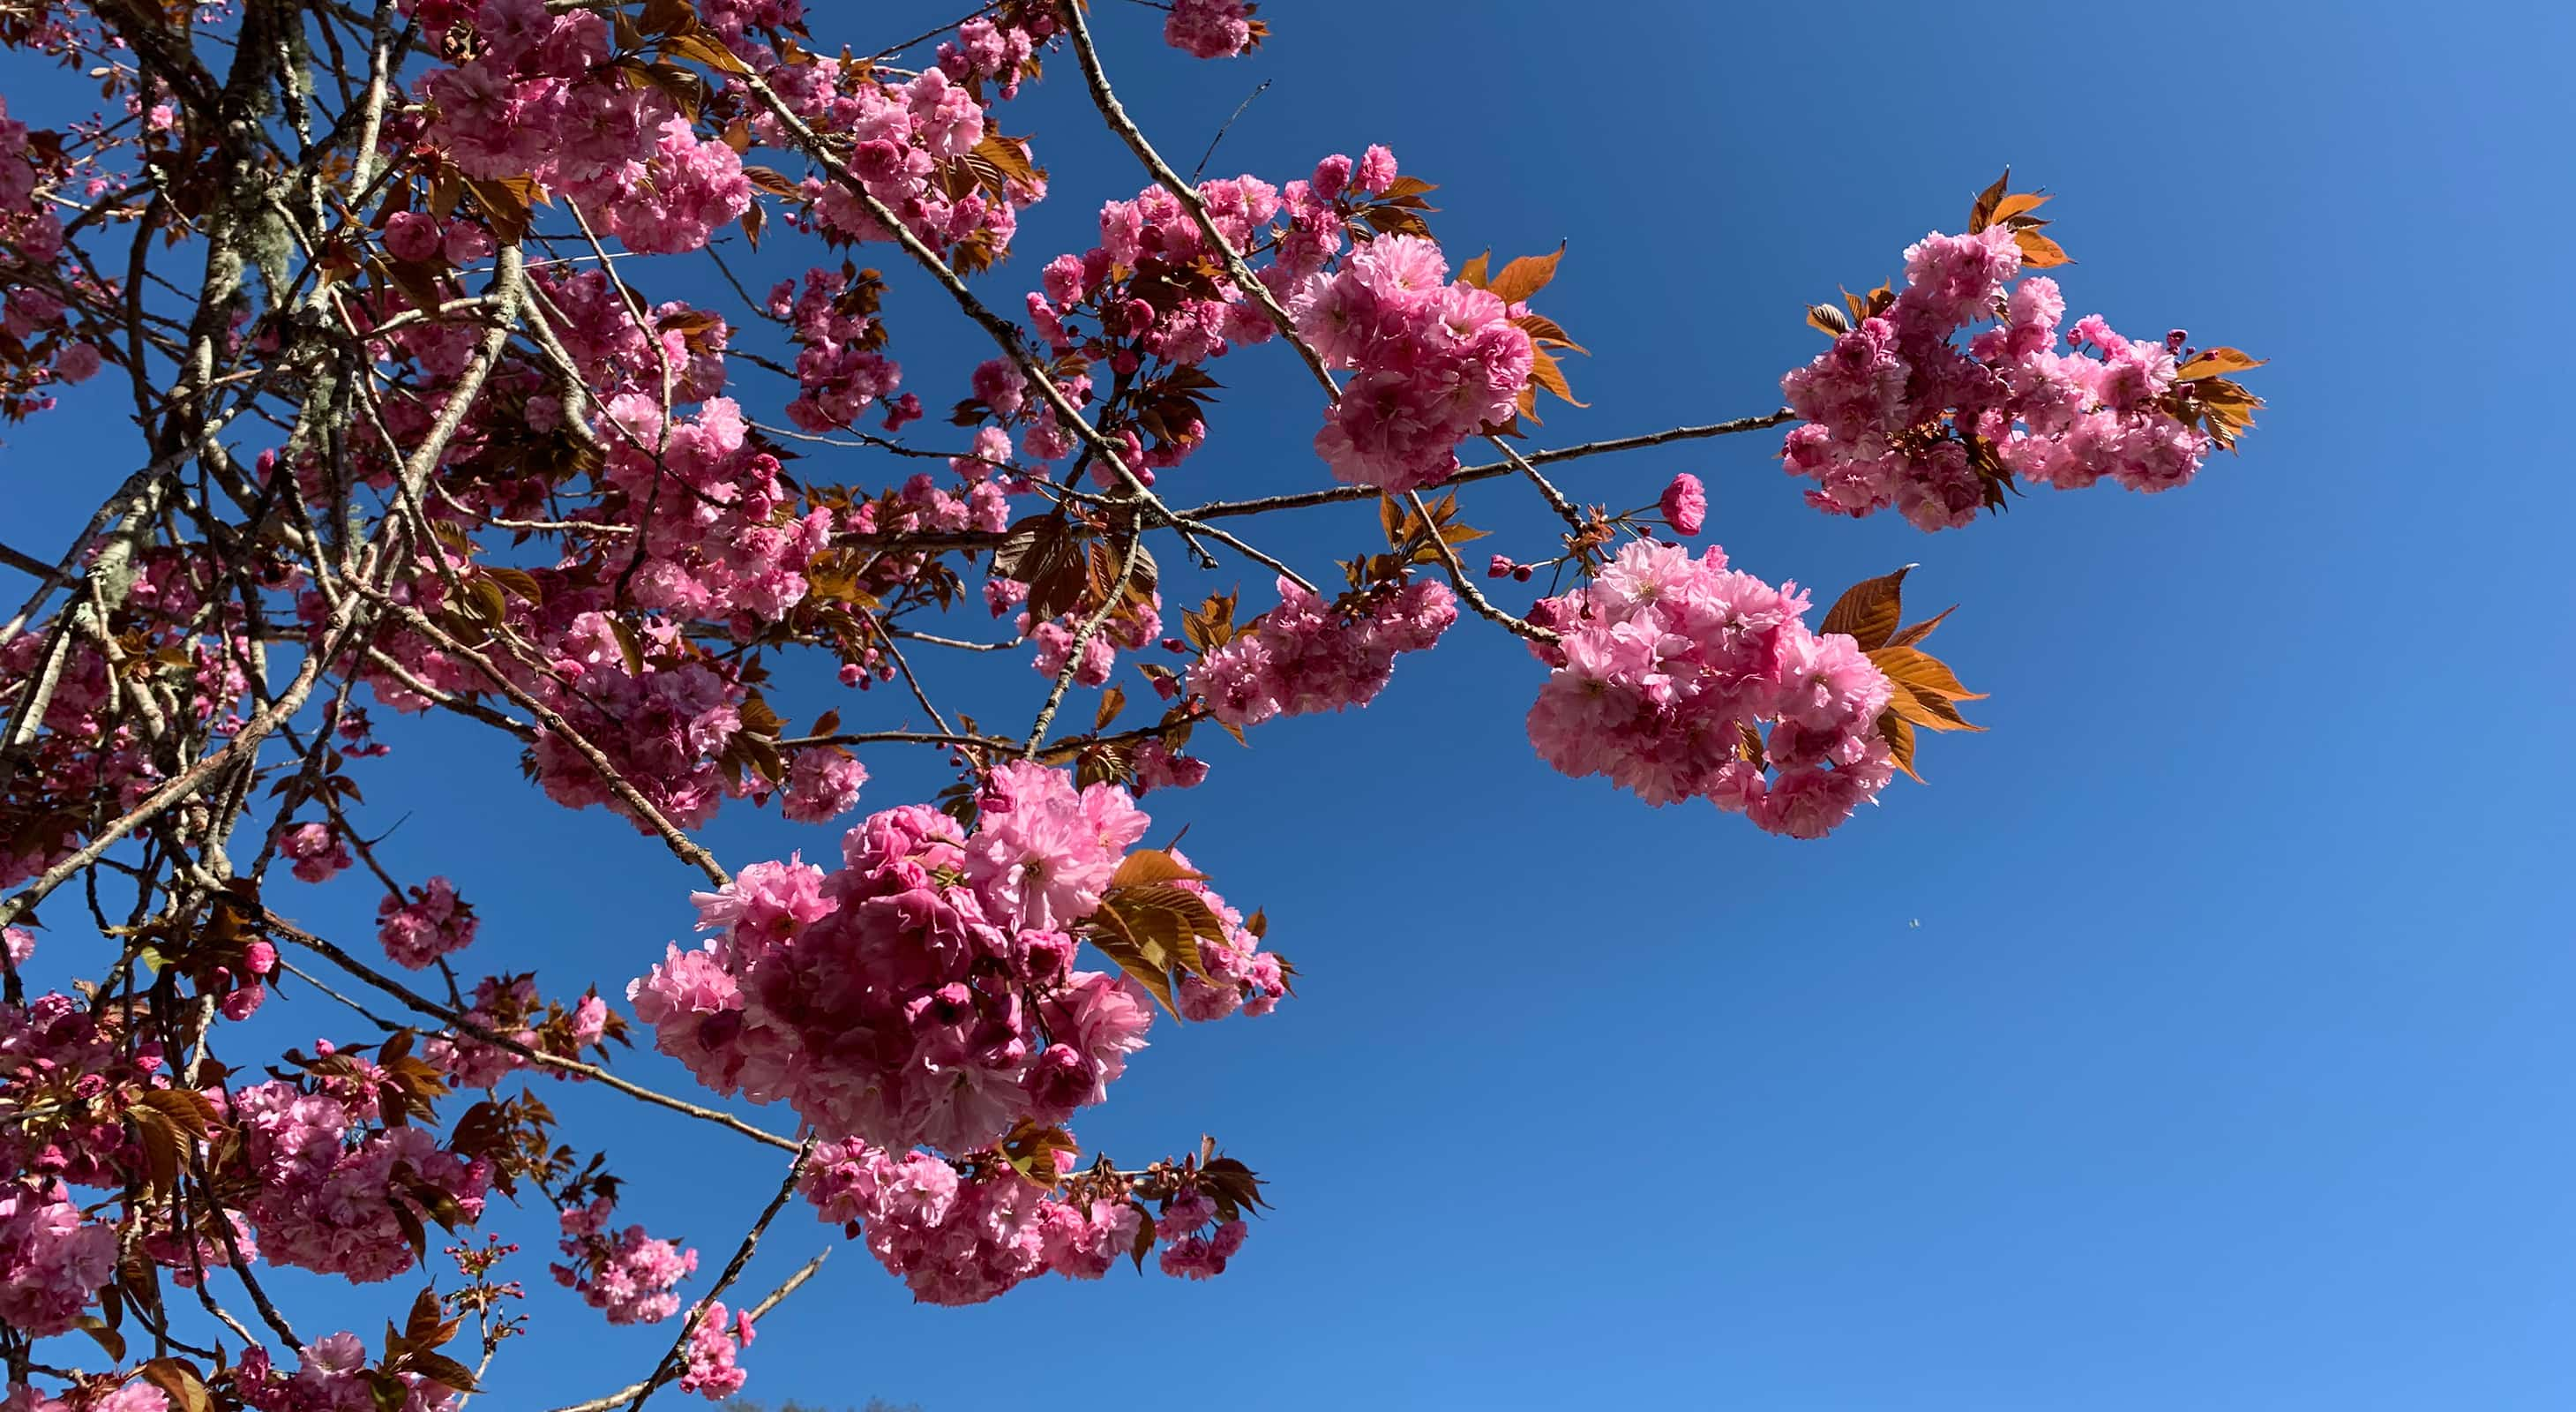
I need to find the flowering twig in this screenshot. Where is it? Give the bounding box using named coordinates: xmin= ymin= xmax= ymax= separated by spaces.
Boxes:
xmin=618 ymin=1145 xmax=814 ymax=1412
xmin=264 ymin=912 xmax=801 ymax=1153
xmin=541 ymin=1249 xmax=829 ymax=1412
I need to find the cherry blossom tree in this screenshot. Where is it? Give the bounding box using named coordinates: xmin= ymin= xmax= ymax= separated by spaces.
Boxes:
xmin=0 ymin=0 xmax=2265 ymax=1408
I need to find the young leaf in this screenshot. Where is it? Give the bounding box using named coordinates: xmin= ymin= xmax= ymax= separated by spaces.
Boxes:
xmin=404 ymin=1287 xmax=445 ymax=1348
xmin=1867 ymin=645 xmax=1986 ymax=703
xmin=128 ymin=1103 xmax=183 ymax=1196
xmin=1877 ymin=708 xmax=1921 ymax=783
xmin=1817 ymin=566 xmax=1914 ymax=650
xmin=1129 ymin=1203 xmax=1157 ymax=1272
xmin=75 ymin=1315 xmax=126 ymax=1363
xmin=661 ymin=31 xmax=749 ymax=75
xmin=1989 ymin=191 xmax=2052 ymax=224
xmin=405 ymin=1351 xmax=482 ymax=1393
xmin=1487 ymin=243 xmax=1565 ymax=304
xmin=1086 ymin=906 xmax=1178 ymax=1015
xmin=139 ymin=1359 xmax=213 ymax=1412
xmin=2174 ymin=347 xmax=2266 ymax=382
xmin=464 ymin=178 xmax=538 ymax=245
xmin=1111 ymin=850 xmax=1206 ymax=888
xmin=1968 ymin=169 xmax=2011 ymax=232
xmin=1510 ymin=312 xmax=1586 ymax=353
xmin=1000 ymin=1118 xmax=1080 ymax=1187
xmin=1883 ymin=680 xmax=1976 ymax=732
xmin=2011 ymin=229 xmax=2071 ymax=267
xmin=1888 ymin=605 xmax=1956 ymax=649
xmin=1527 ymin=349 xmax=1585 ymax=407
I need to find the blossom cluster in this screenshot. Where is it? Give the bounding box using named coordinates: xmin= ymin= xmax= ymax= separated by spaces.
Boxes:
xmin=550 ymin=1196 xmax=698 ymax=1325
xmin=1164 ymin=0 xmax=1262 ymax=59
xmin=1525 ymin=539 xmax=1897 ymax=838
xmin=1292 ymin=230 xmax=1537 ymax=492
xmin=0 ymin=1181 xmax=116 ymax=1337
xmin=278 ymin=821 xmax=353 ymax=884
xmin=1019 ymin=588 xmax=1164 ymax=689
xmin=224 ymin=1077 xmax=493 ymax=1282
xmin=1164 ymin=848 xmax=1292 ymax=1021
xmin=378 ymin=875 xmax=478 ymax=970
xmin=797 ymin=1137 xmax=1253 ymax=1305
xmin=0 ymin=1381 xmax=168 ymax=1412
xmin=1 ymin=92 xmax=101 ymax=422
xmin=768 ymin=265 xmax=905 ymax=434
xmin=761 ymin=13 xmax=1048 ymax=266
xmin=1781 ymin=226 xmax=2220 ymax=530
xmin=1 ymin=990 xmax=161 ymax=1189
xmin=631 ymin=764 xmax=1225 ymax=1156
xmin=426 ymin=973 xmax=612 ymax=1089
xmin=800 ymin=1142 xmax=1075 ymax=1306
xmin=0 ymin=549 xmax=251 ymax=890
xmin=418 ymin=0 xmax=751 ymax=254
xmin=676 ymin=1302 xmax=756 ymax=1401
xmin=1001 ymin=148 xmax=1442 ymax=483
xmin=236 ymin=1332 xmax=462 ymax=1412
xmin=1194 ymin=576 xmax=1457 ymax=730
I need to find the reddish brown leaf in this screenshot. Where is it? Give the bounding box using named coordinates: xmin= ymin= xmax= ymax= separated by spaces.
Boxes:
xmin=1527 ymin=349 xmax=1585 ymax=407
xmin=1968 ymin=169 xmax=2011 ymax=232
xmin=74 ymin=1316 xmax=124 ymax=1363
xmin=403 ymin=1353 xmax=478 ymax=1393
xmin=2174 ymin=346 xmax=2266 ymax=382
xmin=1883 ymin=681 xmax=1975 ymax=732
xmin=463 ymin=178 xmax=535 ymax=245
xmin=1510 ymin=312 xmax=1586 ymax=353
xmin=138 ymin=1360 xmax=212 ymax=1412
xmin=743 ymin=165 xmax=802 ymax=198
xmin=1111 ymin=850 xmax=1205 ymax=888
xmin=1877 ymin=709 xmax=1921 ymax=783
xmin=661 ymin=32 xmax=749 ymax=75
xmin=1818 ymin=566 xmax=1913 ymax=650
xmin=1086 ymin=906 xmax=1178 ymax=1016
xmin=1888 ymin=605 xmax=1956 ymax=649
xmin=2011 ymin=228 xmax=2072 ymax=267
xmin=1000 ymin=1118 xmax=1080 ymax=1188
xmin=1989 ymin=191 xmax=2052 ymax=224
xmin=1868 ymin=645 xmax=1986 ymax=703
xmin=1486 ymin=244 xmax=1564 ymax=305
xmin=404 ymin=1287 xmax=445 ymax=1348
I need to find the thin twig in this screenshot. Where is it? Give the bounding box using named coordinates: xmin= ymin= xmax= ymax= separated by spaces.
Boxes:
xmin=618 ymin=1146 xmax=813 ymax=1412
xmin=1192 ymin=79 xmax=1271 ymax=183
xmin=540 ymin=1249 xmax=829 ymax=1412
xmin=266 ymin=913 xmax=801 ymax=1152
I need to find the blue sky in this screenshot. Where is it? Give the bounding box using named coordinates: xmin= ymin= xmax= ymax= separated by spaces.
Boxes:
xmin=7 ymin=0 xmax=2574 ymax=1407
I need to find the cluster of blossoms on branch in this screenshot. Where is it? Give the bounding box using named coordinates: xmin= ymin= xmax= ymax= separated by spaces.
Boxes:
xmin=1194 ymin=575 xmax=1456 ymax=731
xmin=0 ymin=0 xmax=2265 ymax=1401
xmin=1780 ymin=177 xmax=2265 ymax=531
xmin=1292 ymin=229 xmax=1537 ymax=492
xmin=550 ymin=1196 xmax=697 ymax=1326
xmin=630 ymin=761 xmax=1285 ymax=1153
xmin=1526 ymin=540 xmax=1895 ymax=837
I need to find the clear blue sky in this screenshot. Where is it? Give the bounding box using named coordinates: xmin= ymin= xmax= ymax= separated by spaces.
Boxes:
xmin=7 ymin=0 xmax=2573 ymax=1407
